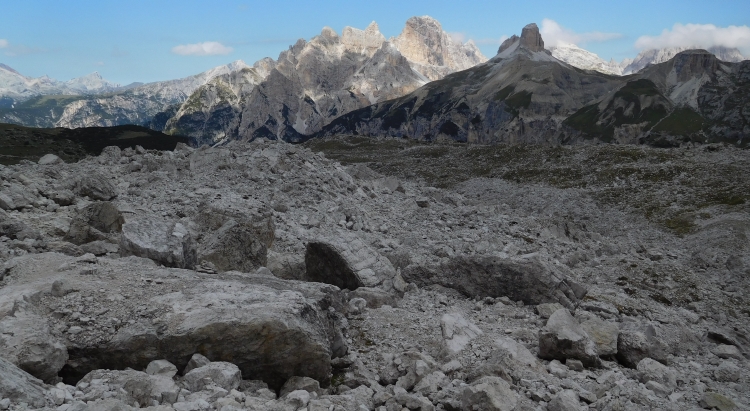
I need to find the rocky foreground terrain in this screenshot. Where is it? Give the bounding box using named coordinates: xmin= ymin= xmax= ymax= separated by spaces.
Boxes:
xmin=0 ymin=138 xmax=748 ymax=411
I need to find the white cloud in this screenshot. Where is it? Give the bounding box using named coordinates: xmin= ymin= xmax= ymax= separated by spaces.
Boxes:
xmin=0 ymin=39 xmax=8 ymax=48
xmin=540 ymin=19 xmax=622 ymax=48
xmin=171 ymin=41 xmax=233 ymax=56
xmin=635 ymin=23 xmax=750 ymax=55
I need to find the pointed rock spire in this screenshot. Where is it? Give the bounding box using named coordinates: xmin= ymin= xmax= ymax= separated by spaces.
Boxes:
xmin=520 ymin=23 xmax=544 ymax=52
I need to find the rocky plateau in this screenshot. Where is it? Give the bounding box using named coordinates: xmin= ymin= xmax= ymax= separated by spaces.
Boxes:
xmin=0 ymin=133 xmax=747 ymax=410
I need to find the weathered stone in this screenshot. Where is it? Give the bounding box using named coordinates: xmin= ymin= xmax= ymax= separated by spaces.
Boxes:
xmin=193 ymin=207 xmax=274 ymax=272
xmin=120 ymin=216 xmax=197 ymax=269
xmin=580 ymin=316 xmax=619 ymax=357
xmin=183 ymin=353 xmax=211 ymax=375
xmin=441 ymin=313 xmax=482 ymax=355
xmin=636 ymin=358 xmax=676 ymax=390
xmin=279 ymin=376 xmax=320 ymax=397
xmin=461 ymin=376 xmax=518 ymax=411
xmin=520 ymin=23 xmax=545 ymax=52
xmin=306 ymin=231 xmax=396 ymax=290
xmin=183 ymin=362 xmax=242 ymax=392
xmin=65 ymin=201 xmax=124 ymax=245
xmin=74 ymin=173 xmax=117 ymax=201
xmin=402 ymin=255 xmax=586 ymax=309
xmin=0 ymin=301 xmax=68 ymax=382
xmin=0 ymin=357 xmax=48 ymax=408
xmin=616 ymin=329 xmax=668 ymax=368
xmin=714 ymin=344 xmax=744 ymax=360
xmin=146 ymin=359 xmax=178 ymax=377
xmin=714 ymin=360 xmax=741 ymax=382
xmin=547 ymin=389 xmax=583 ymax=411
xmin=79 ymin=369 xmax=180 ymax=406
xmin=54 ymin=264 xmax=341 ymax=391
xmin=38 ymin=154 xmax=64 ymax=165
xmin=538 ymin=309 xmax=601 ymax=368
xmin=701 ymin=392 xmax=737 ymax=411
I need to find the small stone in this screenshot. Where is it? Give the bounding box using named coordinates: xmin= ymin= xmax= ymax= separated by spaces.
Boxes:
xmin=566 ymin=359 xmax=584 ymax=372
xmin=67 ymin=326 xmax=83 ymax=335
xmin=714 ymin=361 xmax=741 ymax=382
xmin=701 ymin=392 xmax=737 ymax=411
xmin=713 ymin=344 xmax=743 ymax=361
xmin=645 ymin=380 xmax=671 ymax=397
xmin=145 ymin=359 xmax=178 ymax=377
xmin=415 ymin=197 xmax=430 ymax=208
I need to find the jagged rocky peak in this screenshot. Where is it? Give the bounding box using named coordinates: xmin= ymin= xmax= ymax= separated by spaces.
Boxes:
xmin=342 ymin=21 xmax=386 ymax=56
xmin=497 ymin=23 xmax=545 ymax=55
xmin=521 ymin=23 xmax=544 ymax=52
xmin=392 ymin=15 xmax=487 ymax=81
xmin=393 ymin=16 xmax=450 ymax=67
xmin=671 ymin=49 xmax=721 ymax=81
xmin=498 ymin=35 xmax=520 ymax=54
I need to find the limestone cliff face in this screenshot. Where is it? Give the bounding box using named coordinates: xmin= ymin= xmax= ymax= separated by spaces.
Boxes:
xmin=163 ymin=16 xmax=487 ymax=144
xmin=393 ymin=16 xmax=487 ymax=81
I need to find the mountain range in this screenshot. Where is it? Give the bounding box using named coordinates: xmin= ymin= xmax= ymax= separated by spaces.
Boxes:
xmin=0 ymin=16 xmax=748 ymax=147
xmin=319 ymin=23 xmax=750 ymax=147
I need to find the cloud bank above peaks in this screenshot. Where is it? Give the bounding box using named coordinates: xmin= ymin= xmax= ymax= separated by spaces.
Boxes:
xmin=0 ymin=39 xmax=8 ymax=48
xmin=635 ymin=23 xmax=750 ymax=54
xmin=171 ymin=41 xmax=233 ymax=56
xmin=540 ymin=19 xmax=622 ymax=48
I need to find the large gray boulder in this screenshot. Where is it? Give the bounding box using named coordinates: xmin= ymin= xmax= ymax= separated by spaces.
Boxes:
xmin=52 ymin=265 xmax=344 ymax=391
xmin=120 ymin=216 xmax=197 ymax=269
xmin=1 ymin=252 xmax=345 ymax=392
xmin=193 ymin=207 xmax=274 ymax=272
xmin=65 ymin=201 xmax=124 ymax=245
xmin=305 ymin=231 xmax=396 ymax=290
xmin=402 ymin=255 xmax=586 ymax=309
xmin=538 ymin=309 xmax=601 ymax=368
xmin=73 ymin=173 xmax=117 ymax=201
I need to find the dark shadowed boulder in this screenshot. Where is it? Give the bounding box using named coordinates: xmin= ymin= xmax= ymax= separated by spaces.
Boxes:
xmin=402 ymin=255 xmax=586 ymax=309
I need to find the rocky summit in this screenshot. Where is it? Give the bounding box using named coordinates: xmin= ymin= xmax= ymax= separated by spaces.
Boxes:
xmin=0 ymin=134 xmax=748 ymax=410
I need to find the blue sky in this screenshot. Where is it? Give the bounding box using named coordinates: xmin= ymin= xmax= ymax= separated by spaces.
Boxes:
xmin=1 ymin=0 xmax=748 ymax=84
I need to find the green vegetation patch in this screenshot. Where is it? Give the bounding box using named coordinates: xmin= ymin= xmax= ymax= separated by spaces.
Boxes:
xmin=652 ymin=107 xmax=706 ymax=135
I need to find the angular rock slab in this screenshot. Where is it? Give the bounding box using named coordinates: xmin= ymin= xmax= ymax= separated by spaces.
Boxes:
xmin=538 ymin=309 xmax=601 ymax=368
xmin=120 ymin=216 xmax=197 ymax=269
xmin=305 ymin=231 xmax=396 ymax=290
xmin=60 ymin=271 xmax=343 ymax=391
xmin=441 ymin=313 xmax=482 ymax=355
xmin=402 ymin=255 xmax=586 ymax=309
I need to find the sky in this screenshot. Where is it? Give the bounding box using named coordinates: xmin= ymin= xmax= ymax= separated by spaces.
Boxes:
xmin=1 ymin=0 xmax=749 ymax=85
